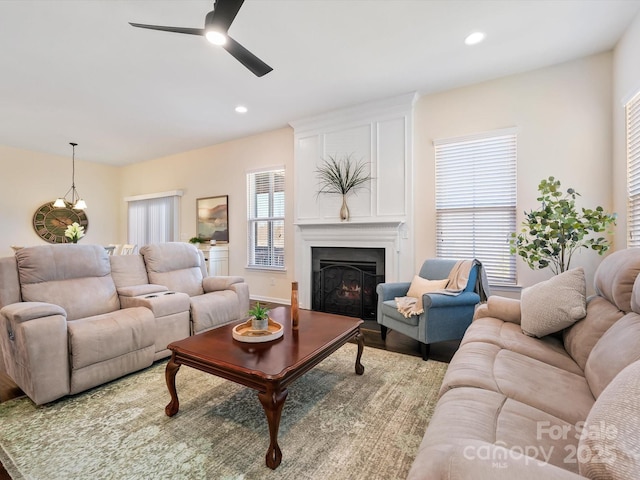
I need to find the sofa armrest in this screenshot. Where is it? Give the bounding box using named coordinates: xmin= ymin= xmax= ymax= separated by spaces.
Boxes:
xmin=119 ymin=291 xmax=190 ymax=318
xmin=1 ymin=301 xmax=66 ymax=323
xmin=117 ymin=284 xmax=168 ymax=298
xmin=423 ymin=291 xmax=481 ymax=309
xmin=473 ymin=295 xmax=522 ymax=324
xmin=203 ymin=276 xmax=245 ymax=293
xmin=376 ymin=282 xmax=411 ymax=301
xmin=408 ymin=444 xmax=584 ymax=480
xmin=0 ymin=302 xmax=70 ymax=404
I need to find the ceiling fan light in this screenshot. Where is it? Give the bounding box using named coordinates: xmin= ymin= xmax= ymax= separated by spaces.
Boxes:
xmin=53 ymin=198 xmax=66 ymax=208
xmin=205 ymin=30 xmax=227 ymax=46
xmin=74 ymin=199 xmax=87 ymax=210
xmin=465 ymin=32 xmax=486 ymax=46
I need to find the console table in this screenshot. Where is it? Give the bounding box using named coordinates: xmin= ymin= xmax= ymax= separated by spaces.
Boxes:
xmin=202 ymin=245 xmax=229 ymax=276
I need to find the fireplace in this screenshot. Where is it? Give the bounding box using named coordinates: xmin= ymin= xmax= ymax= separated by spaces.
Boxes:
xmin=311 ymin=247 xmax=385 ymax=320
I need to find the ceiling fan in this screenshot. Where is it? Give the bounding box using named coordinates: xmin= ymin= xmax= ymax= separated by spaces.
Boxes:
xmin=129 ymin=0 xmax=272 ymax=77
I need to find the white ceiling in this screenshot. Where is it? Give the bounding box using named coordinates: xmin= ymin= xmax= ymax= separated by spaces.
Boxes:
xmin=1 ymin=0 xmax=639 ymax=166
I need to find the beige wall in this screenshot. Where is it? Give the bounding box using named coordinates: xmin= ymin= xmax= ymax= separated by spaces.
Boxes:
xmin=119 ymin=127 xmax=295 ymax=303
xmin=613 ymin=11 xmax=640 ymax=247
xmin=0 ymin=47 xmax=628 ymax=300
xmin=0 ymin=144 xmax=120 ymax=257
xmin=414 ymin=52 xmax=613 ymax=293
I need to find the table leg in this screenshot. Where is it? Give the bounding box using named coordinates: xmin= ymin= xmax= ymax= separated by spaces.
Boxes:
xmin=258 ymin=386 xmax=288 ymax=469
xmin=355 ymin=329 xmax=365 ymax=375
xmin=165 ymin=356 xmax=181 ymax=417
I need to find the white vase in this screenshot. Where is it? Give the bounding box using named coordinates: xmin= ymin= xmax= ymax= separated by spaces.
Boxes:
xmin=340 ymin=195 xmax=350 ymax=221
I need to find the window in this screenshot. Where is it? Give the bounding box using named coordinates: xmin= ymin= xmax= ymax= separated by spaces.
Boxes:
xmin=435 ymin=128 xmax=517 ymax=285
xmin=627 ymin=91 xmax=640 ymax=247
xmin=126 ymin=191 xmax=182 ymax=249
xmin=247 ymin=168 xmax=285 ymax=269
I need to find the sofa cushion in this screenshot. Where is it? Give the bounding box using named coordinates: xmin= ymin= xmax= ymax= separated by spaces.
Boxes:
xmin=109 ymin=254 xmax=150 ymax=288
xmin=416 ymin=387 xmax=581 ymax=474
xmin=584 ymin=312 xmax=640 ymax=398
xmin=140 ymin=243 xmax=205 ymax=297
xmin=593 ymin=247 xmax=640 ymax=313
xmin=563 ymin=295 xmax=625 ymax=371
xmin=67 ymin=307 xmax=155 ymax=370
xmin=579 ymin=360 xmax=640 ymax=479
xmin=462 ymin=317 xmax=583 ymax=375
xmin=521 ymin=268 xmax=586 ymax=337
xmin=16 ymin=245 xmax=120 ymax=320
xmin=441 ymin=343 xmax=594 ymax=426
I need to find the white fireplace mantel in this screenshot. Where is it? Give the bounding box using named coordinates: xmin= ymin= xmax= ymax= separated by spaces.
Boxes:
xmin=294 ymin=221 xmax=407 ymax=309
xmin=295 ymin=220 xmax=405 ymax=241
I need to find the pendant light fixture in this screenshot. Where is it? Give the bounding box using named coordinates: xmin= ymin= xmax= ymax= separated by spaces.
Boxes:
xmin=53 ymin=142 xmax=87 ymax=210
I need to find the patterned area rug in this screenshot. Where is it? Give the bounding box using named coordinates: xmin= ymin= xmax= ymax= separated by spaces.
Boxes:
xmin=0 ymin=343 xmax=447 ymax=480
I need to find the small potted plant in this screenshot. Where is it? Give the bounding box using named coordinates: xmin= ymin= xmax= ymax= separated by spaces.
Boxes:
xmin=248 ymin=302 xmax=270 ymax=331
xmin=188 ymin=236 xmax=208 ymax=250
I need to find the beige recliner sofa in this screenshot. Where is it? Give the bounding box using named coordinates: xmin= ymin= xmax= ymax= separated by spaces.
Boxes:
xmin=0 ymin=242 xmax=251 ymax=405
xmin=140 ymin=242 xmax=250 ymax=334
xmin=408 ymin=248 xmax=640 ymax=479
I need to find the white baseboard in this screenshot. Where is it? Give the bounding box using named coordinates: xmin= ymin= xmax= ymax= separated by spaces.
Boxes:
xmin=250 ymin=295 xmax=290 ymax=306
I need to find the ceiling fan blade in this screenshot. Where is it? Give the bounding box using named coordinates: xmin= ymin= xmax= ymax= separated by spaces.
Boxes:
xmin=223 ymin=35 xmax=273 ymax=77
xmin=129 ymin=23 xmax=205 ymax=36
xmin=208 ymin=0 xmax=245 ymax=32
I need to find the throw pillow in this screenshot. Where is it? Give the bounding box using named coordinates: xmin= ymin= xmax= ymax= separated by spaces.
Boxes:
xmin=407 ymin=276 xmax=449 ymax=299
xmin=578 ymin=359 xmax=640 ymax=479
xmin=520 ymin=267 xmax=587 ymax=337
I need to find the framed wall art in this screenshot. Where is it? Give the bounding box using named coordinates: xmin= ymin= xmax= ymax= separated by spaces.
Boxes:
xmin=196 ymin=195 xmax=229 ymax=243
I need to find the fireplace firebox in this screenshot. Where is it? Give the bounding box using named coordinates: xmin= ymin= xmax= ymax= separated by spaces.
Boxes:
xmin=311 ymin=247 xmax=385 ymax=320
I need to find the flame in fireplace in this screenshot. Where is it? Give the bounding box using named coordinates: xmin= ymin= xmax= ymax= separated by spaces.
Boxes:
xmin=338 ymin=280 xmax=361 ymax=300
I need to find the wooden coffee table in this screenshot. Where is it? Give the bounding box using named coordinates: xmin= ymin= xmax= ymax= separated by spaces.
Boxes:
xmin=164 ymin=307 xmax=364 ymax=469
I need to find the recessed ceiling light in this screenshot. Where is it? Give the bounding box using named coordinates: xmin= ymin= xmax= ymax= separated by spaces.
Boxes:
xmin=235 ymin=105 xmax=248 ymax=114
xmin=464 ymin=32 xmax=486 ymax=46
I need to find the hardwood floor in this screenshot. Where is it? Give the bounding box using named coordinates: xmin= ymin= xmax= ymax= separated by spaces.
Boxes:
xmin=0 ymin=375 xmax=22 ymax=403
xmin=0 ymin=306 xmax=458 ymax=479
xmin=358 ymin=319 xmax=460 ymax=363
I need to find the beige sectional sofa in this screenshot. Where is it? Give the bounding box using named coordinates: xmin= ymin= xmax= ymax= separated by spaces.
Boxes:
xmin=0 ymin=242 xmax=250 ymax=405
xmin=408 ymin=248 xmax=640 ymax=479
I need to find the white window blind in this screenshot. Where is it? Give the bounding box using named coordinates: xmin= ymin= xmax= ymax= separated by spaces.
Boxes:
xmin=627 ymin=91 xmax=640 ymax=247
xmin=127 ymin=193 xmax=181 ymax=249
xmin=435 ymin=129 xmax=517 ymax=285
xmin=247 ymin=169 xmax=285 ymax=269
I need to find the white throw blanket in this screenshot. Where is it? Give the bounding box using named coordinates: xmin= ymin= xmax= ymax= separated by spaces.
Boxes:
xmin=395 ymin=296 xmax=424 ymax=318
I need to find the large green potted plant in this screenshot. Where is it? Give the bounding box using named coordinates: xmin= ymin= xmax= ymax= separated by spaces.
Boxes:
xmin=315 ymin=154 xmax=371 ymax=221
xmin=510 ymin=176 xmax=616 ymax=275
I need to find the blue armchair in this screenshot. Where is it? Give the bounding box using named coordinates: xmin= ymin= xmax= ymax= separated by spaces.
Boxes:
xmin=376 ymin=259 xmax=481 ymax=360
